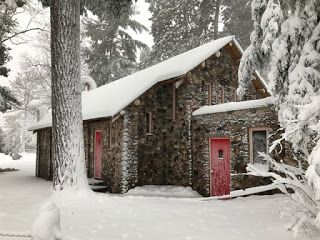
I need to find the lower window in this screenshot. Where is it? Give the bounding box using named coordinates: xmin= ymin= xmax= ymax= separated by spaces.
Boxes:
xmin=250 ymin=129 xmax=268 ymax=164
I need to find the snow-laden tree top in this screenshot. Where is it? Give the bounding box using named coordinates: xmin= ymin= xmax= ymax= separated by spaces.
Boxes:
xmin=238 ymin=0 xmax=320 ymax=233
xmin=81 ymin=76 xmax=97 ymax=91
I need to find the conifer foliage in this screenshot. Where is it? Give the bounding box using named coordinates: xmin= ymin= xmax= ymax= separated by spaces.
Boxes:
xmin=223 ymin=0 xmax=253 ymax=48
xmin=238 ymin=0 xmax=320 ymax=234
xmin=145 ymin=0 xmax=253 ymax=67
xmin=0 ymin=0 xmax=21 ymax=112
xmin=83 ymin=2 xmax=148 ymax=86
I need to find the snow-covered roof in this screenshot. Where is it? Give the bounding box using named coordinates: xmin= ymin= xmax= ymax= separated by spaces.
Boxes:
xmin=30 ymin=36 xmax=241 ymax=131
xmin=192 ymin=97 xmax=275 ymax=116
xmin=30 ymin=35 xmax=270 ymax=131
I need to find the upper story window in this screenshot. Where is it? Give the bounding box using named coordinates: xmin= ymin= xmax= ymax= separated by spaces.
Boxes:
xmin=172 ymin=85 xmax=177 ymax=122
xmin=108 ymin=121 xmax=112 ymax=150
xmin=220 ymin=86 xmax=225 ymax=104
xmin=205 ymin=83 xmax=212 ymax=105
xmin=146 ymin=112 xmax=153 ymax=135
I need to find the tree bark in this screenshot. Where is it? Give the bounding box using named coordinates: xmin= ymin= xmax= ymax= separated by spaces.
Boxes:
xmin=50 ymin=0 xmax=87 ymax=190
xmin=214 ymin=0 xmax=221 ymax=39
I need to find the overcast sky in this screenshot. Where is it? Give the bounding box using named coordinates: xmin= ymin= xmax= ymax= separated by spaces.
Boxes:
xmin=0 ymin=0 xmax=153 ymax=127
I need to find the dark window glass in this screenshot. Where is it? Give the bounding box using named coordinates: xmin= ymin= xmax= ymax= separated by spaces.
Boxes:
xmin=252 ymin=130 xmax=267 ymax=164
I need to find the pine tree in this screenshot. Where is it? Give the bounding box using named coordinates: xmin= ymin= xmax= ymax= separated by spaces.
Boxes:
xmin=145 ymin=0 xmax=233 ymax=67
xmin=49 ymin=0 xmax=88 ymax=190
xmin=222 ymin=0 xmax=253 ymax=48
xmin=145 ymin=0 xmax=202 ymax=66
xmin=0 ymin=1 xmax=17 ymax=77
xmin=0 ymin=0 xmax=21 ymax=112
xmin=83 ymin=3 xmax=148 ymax=86
xmin=197 ymin=0 xmax=221 ymax=41
xmin=238 ymin=0 xmax=320 ymax=233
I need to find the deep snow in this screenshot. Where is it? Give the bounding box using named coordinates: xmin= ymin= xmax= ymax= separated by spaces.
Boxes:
xmin=0 ymin=153 xmax=309 ymax=240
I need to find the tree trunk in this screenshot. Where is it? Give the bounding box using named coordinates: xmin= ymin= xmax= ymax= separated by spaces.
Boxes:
xmin=50 ymin=0 xmax=88 ymax=190
xmin=214 ymin=0 xmax=221 ymax=39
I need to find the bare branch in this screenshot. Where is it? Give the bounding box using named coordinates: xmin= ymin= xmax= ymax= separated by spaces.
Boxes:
xmin=1 ymin=27 xmax=49 ymax=43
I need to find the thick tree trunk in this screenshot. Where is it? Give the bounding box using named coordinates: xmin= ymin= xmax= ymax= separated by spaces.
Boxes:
xmin=50 ymin=0 xmax=87 ymax=190
xmin=214 ymin=0 xmax=221 ymax=39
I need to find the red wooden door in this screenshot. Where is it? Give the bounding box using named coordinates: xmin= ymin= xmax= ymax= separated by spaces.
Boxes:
xmin=210 ymin=138 xmax=231 ymax=196
xmin=94 ymin=131 xmax=103 ymax=179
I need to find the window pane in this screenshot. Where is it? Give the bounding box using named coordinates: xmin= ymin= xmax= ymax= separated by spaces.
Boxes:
xmin=252 ymin=130 xmax=267 ymax=164
xmin=218 ymin=150 xmax=223 ymax=159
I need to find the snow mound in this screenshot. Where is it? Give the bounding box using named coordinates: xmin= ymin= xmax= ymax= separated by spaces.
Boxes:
xmin=0 ymin=153 xmax=13 ymax=162
xmin=32 ymin=201 xmax=62 ymax=240
xmin=0 ymin=152 xmax=35 ymax=171
xmin=125 ymin=185 xmax=201 ymax=198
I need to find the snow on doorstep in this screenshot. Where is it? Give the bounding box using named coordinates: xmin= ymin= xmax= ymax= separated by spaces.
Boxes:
xmin=125 ymin=185 xmax=201 ymax=198
xmin=192 ymin=97 xmax=275 ymax=116
xmin=29 ymin=36 xmax=237 ymax=131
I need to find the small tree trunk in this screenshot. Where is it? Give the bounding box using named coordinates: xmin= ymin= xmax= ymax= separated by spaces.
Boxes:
xmin=214 ymin=0 xmax=221 ymax=39
xmin=50 ymin=0 xmax=88 ymax=190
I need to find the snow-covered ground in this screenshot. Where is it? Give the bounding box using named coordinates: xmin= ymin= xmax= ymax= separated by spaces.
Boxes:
xmin=0 ymin=153 xmax=308 ymax=240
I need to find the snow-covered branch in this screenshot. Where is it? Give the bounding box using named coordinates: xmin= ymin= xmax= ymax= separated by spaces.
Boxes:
xmin=247 ymin=154 xmax=320 ymax=236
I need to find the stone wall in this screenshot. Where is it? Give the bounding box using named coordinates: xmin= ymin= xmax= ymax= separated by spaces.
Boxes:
xmin=121 ymin=112 xmax=139 ymax=192
xmin=128 ymin=46 xmax=267 ymax=190
xmin=192 ymin=106 xmax=280 ymax=196
xmin=36 ymin=117 xmax=126 ymax=193
xmin=84 ymin=118 xmax=125 ymax=193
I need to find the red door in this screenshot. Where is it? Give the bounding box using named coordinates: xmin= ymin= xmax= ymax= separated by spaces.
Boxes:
xmin=94 ymin=131 xmax=103 ymax=179
xmin=210 ymin=138 xmax=231 ymax=196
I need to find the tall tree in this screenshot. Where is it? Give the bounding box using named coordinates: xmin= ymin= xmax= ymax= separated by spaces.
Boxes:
xmin=145 ymin=0 xmax=232 ymax=66
xmin=196 ymin=0 xmax=220 ymax=42
xmin=145 ymin=0 xmax=201 ymax=66
xmin=50 ymin=0 xmax=87 ymax=190
xmin=83 ymin=4 xmax=148 ymax=86
xmin=222 ymin=0 xmax=253 ymax=48
xmin=32 ymin=1 xmax=134 ymax=238
xmin=0 ymin=0 xmax=21 ymax=112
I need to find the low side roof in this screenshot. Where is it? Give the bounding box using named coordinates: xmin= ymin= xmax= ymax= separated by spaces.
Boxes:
xmin=192 ymin=97 xmax=275 ymax=116
xmin=29 ymin=35 xmax=238 ymax=131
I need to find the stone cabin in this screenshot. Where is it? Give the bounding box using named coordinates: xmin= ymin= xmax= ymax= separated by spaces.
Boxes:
xmin=29 ymin=36 xmax=292 ymax=197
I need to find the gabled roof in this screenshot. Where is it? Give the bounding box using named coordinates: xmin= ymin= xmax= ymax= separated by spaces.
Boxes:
xmin=29 ymin=35 xmax=268 ymax=131
xmin=192 ymin=97 xmax=275 ymax=116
